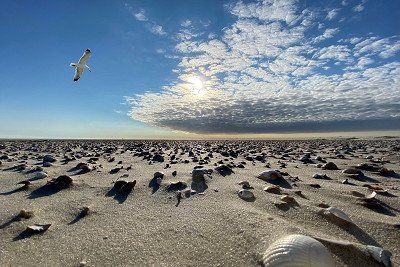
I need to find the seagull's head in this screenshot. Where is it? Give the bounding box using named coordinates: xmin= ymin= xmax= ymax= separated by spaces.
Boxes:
xmin=86 ymin=49 xmax=91 ymax=52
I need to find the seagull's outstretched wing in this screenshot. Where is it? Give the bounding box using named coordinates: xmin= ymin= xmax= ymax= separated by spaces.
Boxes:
xmin=78 ymin=49 xmax=91 ymax=64
xmin=74 ymin=67 xmax=84 ymax=81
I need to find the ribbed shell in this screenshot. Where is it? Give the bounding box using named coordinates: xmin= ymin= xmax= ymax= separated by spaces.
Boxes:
xmin=263 ymin=234 xmax=335 ymax=267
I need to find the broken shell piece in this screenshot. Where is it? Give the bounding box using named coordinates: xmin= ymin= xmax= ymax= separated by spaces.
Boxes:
xmin=342 ymin=179 xmax=350 ymax=185
xmin=18 ymin=209 xmax=34 ymax=219
xmin=280 ymin=195 xmax=295 ymax=204
xmin=314 ymin=236 xmax=392 ymax=267
xmin=48 ymin=175 xmax=73 ymax=189
xmin=366 ymin=245 xmax=392 ymax=267
xmin=215 ymin=164 xmax=234 ymax=176
xmin=308 ymin=183 xmax=321 ymax=188
xmin=322 ymin=162 xmax=339 ymax=170
xmin=113 ymin=180 xmax=128 ymax=191
xmin=17 ymin=180 xmax=31 ymax=189
xmin=238 ymin=189 xmax=255 ymax=201
xmin=342 ymin=168 xmax=364 ymax=177
xmin=313 ymin=173 xmax=329 ymax=179
xmin=322 ymin=207 xmax=353 ymax=226
xmin=238 ymin=180 xmax=251 ymax=189
xmin=262 ymin=234 xmax=335 ymax=267
xmin=80 ymin=207 xmax=90 ymax=217
xmin=263 ymin=185 xmax=281 ymax=194
xmin=365 ymin=191 xmax=377 ymax=200
xmin=33 ymin=171 xmax=48 ymax=180
xmin=119 ymin=180 xmax=136 ymax=193
xmin=168 ymin=181 xmax=187 ymax=191
xmin=26 ymin=224 xmax=51 ymax=234
xmin=257 ymin=169 xmax=282 ymax=181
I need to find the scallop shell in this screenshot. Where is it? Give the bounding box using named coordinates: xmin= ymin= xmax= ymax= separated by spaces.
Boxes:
xmin=323 ymin=207 xmax=353 ymax=225
xmin=237 ymin=189 xmax=255 ymax=200
xmin=257 ymin=169 xmax=282 ymax=181
xmin=262 ymin=234 xmax=335 ymax=267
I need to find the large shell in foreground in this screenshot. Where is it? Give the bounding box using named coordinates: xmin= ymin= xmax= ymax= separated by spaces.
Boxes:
xmin=263 ymin=234 xmax=335 ymax=267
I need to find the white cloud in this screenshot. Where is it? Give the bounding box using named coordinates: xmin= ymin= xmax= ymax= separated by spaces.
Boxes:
xmin=125 ymin=4 xmax=167 ymax=36
xmin=181 ymin=20 xmax=192 ymax=27
xmin=354 ymin=37 xmax=400 ymax=58
xmin=149 ymin=24 xmax=166 ymax=36
xmin=357 ymin=56 xmax=374 ymax=68
xmin=126 ymin=0 xmax=400 ymax=134
xmin=353 ymin=0 xmax=367 ymax=12
xmin=134 ymin=9 xmax=147 ymax=21
xmin=313 ymin=28 xmax=340 ymax=43
xmin=326 ymin=9 xmax=339 ymax=20
xmin=317 ymin=45 xmax=352 ymax=62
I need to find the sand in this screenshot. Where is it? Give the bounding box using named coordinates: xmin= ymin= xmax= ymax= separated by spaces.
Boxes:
xmin=0 ymin=139 xmax=399 ymax=266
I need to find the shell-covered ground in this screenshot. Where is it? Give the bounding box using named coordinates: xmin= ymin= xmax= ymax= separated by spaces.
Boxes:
xmin=0 ymin=139 xmax=399 ymax=266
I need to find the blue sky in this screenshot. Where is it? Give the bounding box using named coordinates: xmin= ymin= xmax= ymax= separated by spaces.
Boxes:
xmin=0 ymin=0 xmax=399 ymax=138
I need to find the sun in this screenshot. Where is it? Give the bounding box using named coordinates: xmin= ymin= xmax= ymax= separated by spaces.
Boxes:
xmin=187 ymin=75 xmax=206 ymax=96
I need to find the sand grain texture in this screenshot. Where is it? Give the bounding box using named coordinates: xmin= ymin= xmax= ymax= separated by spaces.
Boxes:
xmin=0 ymin=139 xmax=399 ymax=266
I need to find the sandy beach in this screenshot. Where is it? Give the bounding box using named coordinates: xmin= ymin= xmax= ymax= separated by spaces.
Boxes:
xmin=0 ymin=139 xmax=399 ymax=266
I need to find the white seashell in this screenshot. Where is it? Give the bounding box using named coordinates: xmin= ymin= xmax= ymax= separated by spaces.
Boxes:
xmin=237 ymin=189 xmax=255 ymax=200
xmin=33 ymin=171 xmax=48 ymax=179
xmin=366 ymin=246 xmax=392 ymax=267
xmin=257 ymin=169 xmax=282 ymax=181
xmin=365 ymin=191 xmax=377 ymax=200
xmin=262 ymin=234 xmax=335 ymax=267
xmin=323 ymin=207 xmax=353 ymax=225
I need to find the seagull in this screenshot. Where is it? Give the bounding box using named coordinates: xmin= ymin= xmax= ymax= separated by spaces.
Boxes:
xmin=70 ymin=49 xmax=91 ymax=81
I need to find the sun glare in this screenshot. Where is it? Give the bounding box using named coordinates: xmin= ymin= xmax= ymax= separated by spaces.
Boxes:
xmin=187 ymin=75 xmax=206 ymax=96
